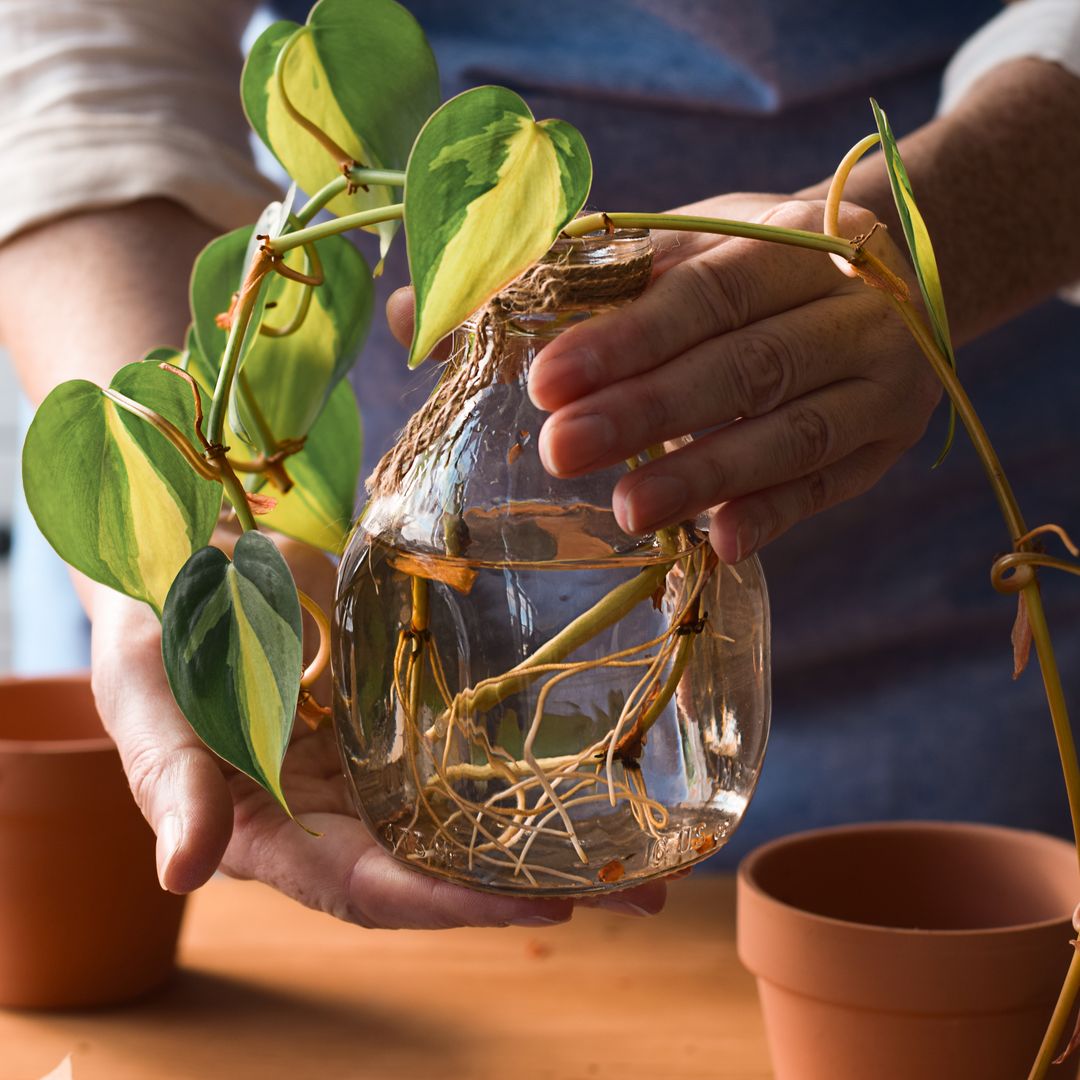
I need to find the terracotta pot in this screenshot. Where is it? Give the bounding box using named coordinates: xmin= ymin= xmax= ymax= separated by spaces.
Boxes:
xmin=737 ymin=821 xmax=1080 ymax=1080
xmin=0 ymin=674 xmax=186 ymax=1008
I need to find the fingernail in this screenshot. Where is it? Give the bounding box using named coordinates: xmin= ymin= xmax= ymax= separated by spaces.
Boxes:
xmin=541 ymin=413 xmax=615 ymax=474
xmin=529 ymin=347 xmax=603 ymax=408
xmin=735 ymin=521 xmax=760 ymax=562
xmin=625 ymin=475 xmax=687 ymax=532
xmin=156 ymin=814 xmax=182 ymax=892
xmin=509 ymin=913 xmax=571 ymax=927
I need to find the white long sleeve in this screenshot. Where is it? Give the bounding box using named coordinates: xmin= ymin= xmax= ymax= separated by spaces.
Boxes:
xmin=940 ymin=0 xmax=1080 ymax=114
xmin=0 ymin=0 xmax=278 ymax=245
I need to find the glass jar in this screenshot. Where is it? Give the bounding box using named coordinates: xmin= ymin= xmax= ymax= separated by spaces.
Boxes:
xmin=333 ymin=230 xmax=770 ymax=895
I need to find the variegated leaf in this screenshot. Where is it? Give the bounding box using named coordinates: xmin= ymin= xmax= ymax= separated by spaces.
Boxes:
xmin=21 ymin=360 xmax=222 ymax=614
xmin=242 ymin=1 xmax=438 ymax=260
xmin=404 ymin=86 xmax=592 ymax=366
xmin=190 ymin=225 xmax=371 ymax=450
xmin=251 ymin=380 xmax=362 ymax=553
xmin=870 ymin=99 xmax=957 ymax=462
xmin=161 ymin=531 xmax=303 ymax=815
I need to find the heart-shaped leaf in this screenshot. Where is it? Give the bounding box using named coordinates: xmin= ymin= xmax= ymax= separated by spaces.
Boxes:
xmin=404 ymin=86 xmax=592 ymax=366
xmin=190 ymin=225 xmax=371 ymax=450
xmin=242 ymin=1 xmax=438 ymax=260
xmin=22 ymin=360 xmax=222 ymax=614
xmin=870 ymin=99 xmax=957 ymax=463
xmin=162 ymin=531 xmax=303 ymax=815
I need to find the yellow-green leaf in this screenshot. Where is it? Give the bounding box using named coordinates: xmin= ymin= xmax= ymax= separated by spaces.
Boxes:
xmin=21 ymin=360 xmax=222 ymax=614
xmin=251 ymin=380 xmax=362 ymax=553
xmin=870 ymin=98 xmax=957 ymax=462
xmin=241 ymin=2 xmax=438 ymax=261
xmin=404 ymin=86 xmax=593 ymax=366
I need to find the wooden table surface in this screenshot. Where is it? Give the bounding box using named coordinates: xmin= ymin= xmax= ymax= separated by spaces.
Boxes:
xmin=1 ymin=875 xmax=772 ymax=1080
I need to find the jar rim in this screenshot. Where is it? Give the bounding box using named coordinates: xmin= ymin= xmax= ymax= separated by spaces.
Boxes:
xmin=547 ymin=226 xmax=651 ymax=253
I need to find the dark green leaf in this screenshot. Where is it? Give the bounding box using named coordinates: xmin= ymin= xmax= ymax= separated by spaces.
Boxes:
xmin=161 ymin=531 xmax=303 ymax=814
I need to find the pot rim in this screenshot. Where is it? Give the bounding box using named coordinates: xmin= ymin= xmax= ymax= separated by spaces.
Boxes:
xmin=0 ymin=672 xmax=116 ymax=756
xmin=738 ymin=819 xmax=1077 ymax=938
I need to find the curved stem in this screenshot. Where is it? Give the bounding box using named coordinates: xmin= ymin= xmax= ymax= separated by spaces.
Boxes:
xmin=298 ymin=590 xmax=331 ymax=689
xmin=824 ymin=133 xmax=881 ymax=237
xmin=993 ymin=552 xmax=1080 ymax=589
xmin=294 ymin=168 xmax=406 ymax=225
xmin=261 ymin=243 xmax=322 ymax=337
xmin=267 ymin=204 xmax=404 ymax=255
xmin=563 ymin=212 xmax=854 ymax=259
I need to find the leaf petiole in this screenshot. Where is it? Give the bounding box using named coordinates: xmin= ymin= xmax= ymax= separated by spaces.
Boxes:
xmin=266 ymin=204 xmax=405 ymax=255
xmin=294 ymin=168 xmax=406 ymax=225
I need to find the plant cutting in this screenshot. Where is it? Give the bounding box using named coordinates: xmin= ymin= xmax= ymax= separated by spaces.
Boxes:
xmin=17 ymin=0 xmax=1080 ymax=1072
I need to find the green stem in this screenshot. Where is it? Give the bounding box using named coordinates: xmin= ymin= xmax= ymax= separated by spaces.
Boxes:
xmin=216 ymin=455 xmax=258 ymax=533
xmin=886 ymin=295 xmax=1026 ymax=540
xmin=1029 ymin=940 xmax=1080 ymax=1078
xmin=1025 ymin=583 xmax=1080 ymax=854
xmin=207 ymin=264 xmax=270 ymax=446
xmin=886 ymin=294 xmax=1080 ymax=850
xmin=295 ymin=169 xmax=406 ymax=225
xmin=563 ymin=212 xmax=854 ymax=259
xmin=267 ymin=204 xmax=404 ymax=255
xmin=463 ymin=561 xmax=671 ymax=718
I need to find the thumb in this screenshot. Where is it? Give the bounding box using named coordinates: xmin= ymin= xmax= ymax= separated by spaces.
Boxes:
xmin=386 ymin=286 xmax=415 ymax=348
xmin=385 ymin=286 xmax=454 ymax=362
xmin=90 ymin=589 xmax=233 ymax=893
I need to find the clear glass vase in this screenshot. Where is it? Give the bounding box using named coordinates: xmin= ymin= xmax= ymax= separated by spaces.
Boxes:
xmin=333 ymin=230 xmax=770 ymax=895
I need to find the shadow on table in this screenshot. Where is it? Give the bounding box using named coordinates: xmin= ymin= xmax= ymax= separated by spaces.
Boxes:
xmin=23 ymin=967 xmax=465 ymax=1079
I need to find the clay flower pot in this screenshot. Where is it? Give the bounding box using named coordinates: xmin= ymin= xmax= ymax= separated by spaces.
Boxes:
xmin=0 ymin=674 xmax=186 ymax=1008
xmin=737 ymin=821 xmax=1080 ymax=1080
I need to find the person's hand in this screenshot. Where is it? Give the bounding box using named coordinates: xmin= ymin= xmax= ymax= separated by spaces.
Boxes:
xmin=87 ymin=537 xmax=666 ymax=929
xmin=526 ymin=195 xmax=941 ymax=562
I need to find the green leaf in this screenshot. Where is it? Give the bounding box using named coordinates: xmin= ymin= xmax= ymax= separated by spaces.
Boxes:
xmin=190 ymin=225 xmax=372 ymax=449
xmin=162 ymin=531 xmax=303 ymax=816
xmin=242 ymin=2 xmax=438 ymax=260
xmin=870 ymin=98 xmax=957 ymax=463
xmin=404 ymin=86 xmax=593 ymax=366
xmin=22 ymin=360 xmax=222 ymax=614
xmin=248 ymin=381 xmax=362 ymax=553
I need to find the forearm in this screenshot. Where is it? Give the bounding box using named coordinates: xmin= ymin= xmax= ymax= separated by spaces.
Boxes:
xmin=0 ymin=199 xmax=219 ymax=617
xmin=0 ymin=198 xmax=217 ymax=404
xmin=802 ymin=58 xmax=1080 ymax=344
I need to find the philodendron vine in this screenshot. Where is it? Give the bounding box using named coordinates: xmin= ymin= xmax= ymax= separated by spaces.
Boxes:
xmin=18 ymin=0 xmax=1080 ymax=1071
